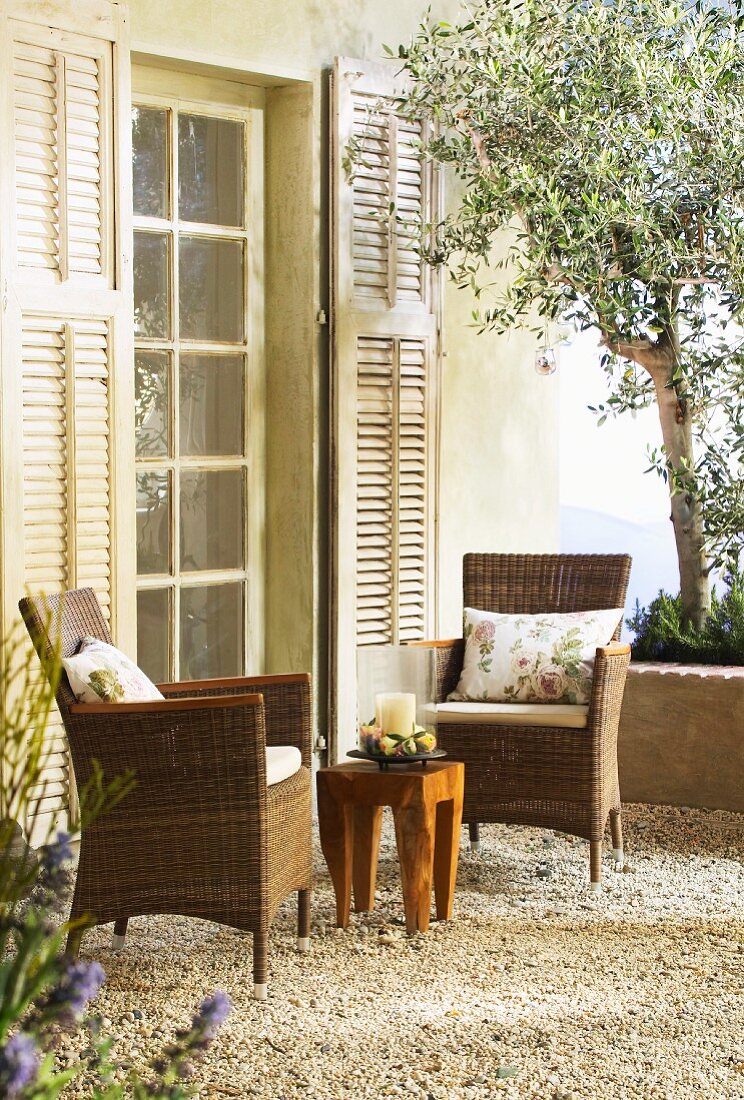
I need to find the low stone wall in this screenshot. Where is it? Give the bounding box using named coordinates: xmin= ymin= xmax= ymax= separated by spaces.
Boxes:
xmin=618 ymin=662 xmax=744 ymax=812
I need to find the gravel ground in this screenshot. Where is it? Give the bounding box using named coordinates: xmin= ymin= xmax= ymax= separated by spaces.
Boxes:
xmin=60 ymin=804 xmax=744 ymax=1100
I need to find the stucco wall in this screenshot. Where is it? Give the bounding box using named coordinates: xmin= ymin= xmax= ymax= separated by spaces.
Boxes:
xmin=438 ymin=275 xmax=560 ymax=636
xmin=127 ymin=0 xmax=560 ymax=677
xmin=129 ymin=0 xmax=458 ymax=79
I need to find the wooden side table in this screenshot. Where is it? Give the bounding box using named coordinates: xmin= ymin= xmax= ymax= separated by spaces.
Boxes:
xmin=316 ymin=760 xmax=464 ymax=934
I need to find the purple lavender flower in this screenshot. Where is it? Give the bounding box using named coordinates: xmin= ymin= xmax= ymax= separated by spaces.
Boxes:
xmin=149 ymin=991 xmax=231 ymax=1089
xmin=40 ymin=830 xmax=74 ymax=872
xmin=193 ymin=991 xmax=231 ymax=1039
xmin=0 ymin=1032 xmax=39 ymax=1096
xmin=37 ymin=829 xmax=75 ymax=910
xmin=45 ymin=959 xmax=106 ymax=1024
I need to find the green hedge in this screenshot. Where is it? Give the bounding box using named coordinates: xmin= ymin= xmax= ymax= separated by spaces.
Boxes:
xmin=627 ymin=571 xmax=744 ymax=665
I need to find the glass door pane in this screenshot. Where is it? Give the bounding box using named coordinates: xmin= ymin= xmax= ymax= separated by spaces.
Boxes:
xmin=132 ymin=106 xmax=169 ymax=218
xmin=179 ymin=237 xmax=244 ymax=342
xmin=178 ymin=113 xmax=244 ymax=226
xmin=179 ymin=354 xmax=244 ymax=456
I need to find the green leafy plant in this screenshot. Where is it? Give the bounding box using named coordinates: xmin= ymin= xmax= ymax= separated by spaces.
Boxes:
xmin=0 ymin=619 xmax=231 ymax=1098
xmin=375 ymin=0 xmax=744 ymax=628
xmin=627 ymin=570 xmax=744 ymax=664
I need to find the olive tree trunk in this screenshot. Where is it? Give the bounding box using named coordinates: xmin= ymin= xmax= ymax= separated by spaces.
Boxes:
xmin=649 ymin=355 xmax=710 ymax=630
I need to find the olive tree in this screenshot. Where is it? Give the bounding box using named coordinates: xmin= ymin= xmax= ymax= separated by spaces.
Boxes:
xmin=386 ymin=0 xmax=744 ymax=628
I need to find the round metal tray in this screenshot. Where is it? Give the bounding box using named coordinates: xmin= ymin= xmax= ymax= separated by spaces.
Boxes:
xmin=347 ymin=748 xmax=447 ymax=770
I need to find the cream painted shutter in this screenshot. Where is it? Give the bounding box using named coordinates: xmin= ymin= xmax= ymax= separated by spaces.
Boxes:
xmin=331 ymin=58 xmax=440 ymax=761
xmin=11 ymin=24 xmax=112 ymax=281
xmin=22 ymin=319 xmax=113 ymax=609
xmin=0 ymin=0 xmax=134 ymax=834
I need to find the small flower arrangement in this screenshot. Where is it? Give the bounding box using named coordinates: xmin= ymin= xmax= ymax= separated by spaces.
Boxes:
xmin=358 ymin=720 xmax=437 ymax=758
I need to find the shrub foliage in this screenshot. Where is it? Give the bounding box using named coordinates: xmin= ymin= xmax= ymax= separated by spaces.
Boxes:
xmin=628 ymin=571 xmax=744 ymax=665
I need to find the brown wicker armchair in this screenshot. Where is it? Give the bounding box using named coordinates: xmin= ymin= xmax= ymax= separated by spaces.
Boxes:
xmin=20 ymin=588 xmax=313 ymax=1000
xmin=416 ymin=553 xmax=632 ymax=892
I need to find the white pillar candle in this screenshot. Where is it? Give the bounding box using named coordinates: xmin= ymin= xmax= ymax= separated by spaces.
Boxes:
xmin=375 ymin=692 xmax=416 ymax=736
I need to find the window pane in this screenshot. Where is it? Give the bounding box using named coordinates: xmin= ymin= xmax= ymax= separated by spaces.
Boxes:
xmin=179 ymin=354 xmax=244 ymax=456
xmin=180 ymin=469 xmax=243 ymax=571
xmin=134 ymin=231 xmax=170 ymax=339
xmin=178 ymin=113 xmax=244 ymax=226
xmin=132 ymin=107 xmax=168 ymax=218
xmin=135 ymin=350 xmax=170 ymax=457
xmin=137 ymin=470 xmax=171 ymax=574
xmin=137 ymin=588 xmax=170 ymax=682
xmin=179 ymin=237 xmax=243 ymax=343
xmin=180 ymin=583 xmax=243 ymax=679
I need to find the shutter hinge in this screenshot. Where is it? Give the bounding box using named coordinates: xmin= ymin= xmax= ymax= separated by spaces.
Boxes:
xmin=316 ymin=308 xmax=328 ymax=325
xmin=315 ymin=735 xmax=327 ymax=751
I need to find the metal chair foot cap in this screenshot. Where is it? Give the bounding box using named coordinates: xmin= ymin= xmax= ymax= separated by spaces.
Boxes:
xmin=470 ymin=840 xmax=480 ymax=854
xmin=297 ymin=936 xmax=310 ymax=953
xmin=613 ymin=848 xmax=624 ymax=865
xmin=111 ymin=934 xmax=126 ymax=953
xmin=590 ymin=881 xmax=602 ymax=894
xmin=253 ymin=983 xmax=268 ymax=1001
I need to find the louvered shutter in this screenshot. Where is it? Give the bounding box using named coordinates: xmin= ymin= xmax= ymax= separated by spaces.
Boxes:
xmin=356 ymin=335 xmax=395 ymax=646
xmin=22 ymin=320 xmax=113 ymax=610
xmin=331 ymin=58 xmax=440 ymax=760
xmin=0 ymin=0 xmax=134 ymax=837
xmin=11 ymin=24 xmax=111 ymax=283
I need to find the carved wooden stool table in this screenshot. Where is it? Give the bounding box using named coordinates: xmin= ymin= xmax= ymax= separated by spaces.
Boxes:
xmin=316 ymin=760 xmax=464 ymax=933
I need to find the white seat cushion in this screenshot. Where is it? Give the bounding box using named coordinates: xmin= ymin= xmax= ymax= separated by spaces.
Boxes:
xmin=435 ymin=702 xmax=589 ymax=729
xmin=266 ymin=745 xmax=303 ymax=786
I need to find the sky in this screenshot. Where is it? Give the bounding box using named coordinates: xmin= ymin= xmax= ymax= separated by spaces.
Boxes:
xmin=558 ymin=327 xmax=681 ymax=623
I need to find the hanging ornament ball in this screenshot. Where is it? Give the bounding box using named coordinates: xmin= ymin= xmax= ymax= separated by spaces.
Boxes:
xmin=534 ymin=347 xmax=558 ymax=376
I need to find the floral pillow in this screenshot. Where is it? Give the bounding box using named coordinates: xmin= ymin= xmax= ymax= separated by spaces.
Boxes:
xmin=62 ymin=637 xmax=164 ymax=704
xmin=448 ymin=607 xmax=624 ymax=705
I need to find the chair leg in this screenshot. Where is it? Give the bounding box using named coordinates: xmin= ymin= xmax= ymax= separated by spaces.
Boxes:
xmin=610 ymin=809 xmax=624 ymax=867
xmin=468 ymin=822 xmax=480 ymax=853
xmin=590 ymin=840 xmax=603 ymax=893
xmin=112 ymin=917 xmax=128 ymax=953
xmin=297 ymin=888 xmax=311 ymax=953
xmin=253 ymin=929 xmax=268 ymax=1001
xmin=66 ymin=926 xmax=83 ymax=958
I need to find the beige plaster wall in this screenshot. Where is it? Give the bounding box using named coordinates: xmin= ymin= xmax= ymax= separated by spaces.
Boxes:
xmin=126 ymin=0 xmax=560 ymax=677
xmin=438 ymin=279 xmax=560 ymax=636
xmin=128 ymin=0 xmax=449 ymax=79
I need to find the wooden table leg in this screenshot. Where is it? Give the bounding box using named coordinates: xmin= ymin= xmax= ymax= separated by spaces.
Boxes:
xmin=316 ymin=778 xmax=353 ymax=928
xmin=393 ymin=792 xmax=436 ymax=934
xmin=352 ymin=804 xmax=383 ymax=912
xmin=434 ymin=793 xmax=463 ymax=921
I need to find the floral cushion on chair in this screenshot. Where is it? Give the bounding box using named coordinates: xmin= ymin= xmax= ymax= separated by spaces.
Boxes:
xmin=62 ymin=637 xmax=164 ymax=704
xmin=448 ymin=607 xmax=624 ymax=705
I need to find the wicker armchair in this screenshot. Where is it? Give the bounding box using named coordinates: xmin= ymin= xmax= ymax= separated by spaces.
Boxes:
xmin=416 ymin=553 xmax=632 ymax=891
xmin=20 ymin=588 xmax=312 ymax=1000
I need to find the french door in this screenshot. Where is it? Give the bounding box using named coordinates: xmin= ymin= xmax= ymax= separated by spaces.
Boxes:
xmin=131 ymin=71 xmax=264 ymax=683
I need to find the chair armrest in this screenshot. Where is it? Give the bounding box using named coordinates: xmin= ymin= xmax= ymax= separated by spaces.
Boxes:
xmin=595 ymin=643 xmax=631 ymax=658
xmin=70 ymin=693 xmax=263 ymax=715
xmin=587 ymin=643 xmax=632 ymax=735
xmin=157 ymin=674 xmax=312 ymax=766
xmin=157 ymin=673 xmax=310 ymax=693
xmin=406 ymin=639 xmax=465 ymax=702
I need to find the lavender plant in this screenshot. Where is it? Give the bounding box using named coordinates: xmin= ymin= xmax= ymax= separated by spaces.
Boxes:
xmin=0 ymin=620 xmax=231 ymax=1098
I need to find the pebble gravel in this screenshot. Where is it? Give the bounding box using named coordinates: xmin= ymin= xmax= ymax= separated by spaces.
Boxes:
xmin=60 ymin=804 xmax=744 ymax=1099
